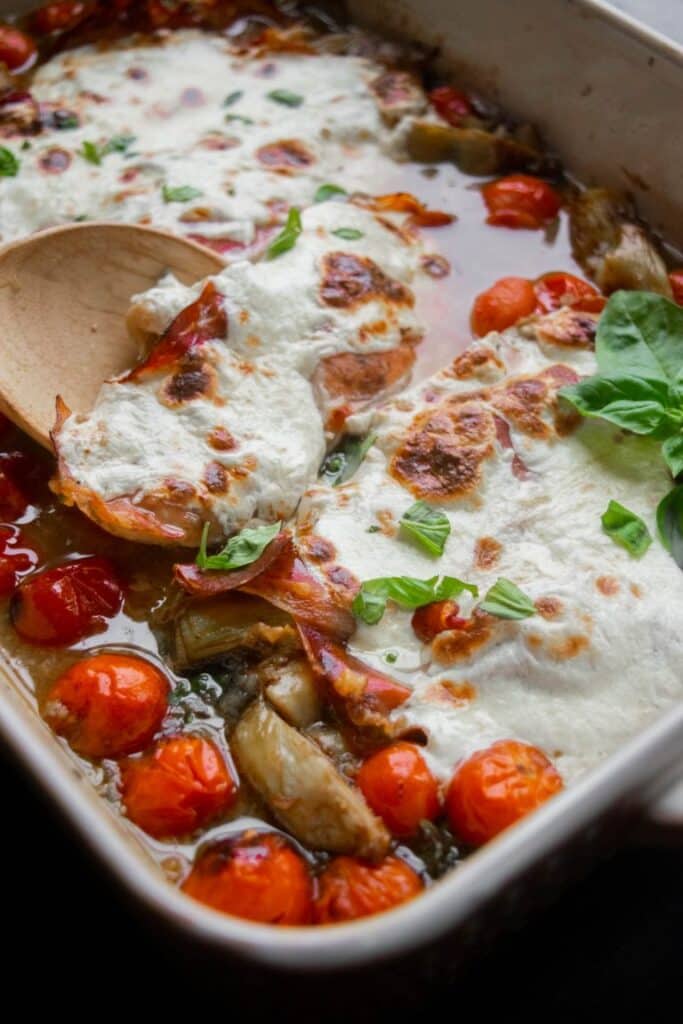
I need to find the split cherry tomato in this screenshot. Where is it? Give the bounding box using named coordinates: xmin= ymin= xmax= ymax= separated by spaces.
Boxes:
xmin=428 ymin=85 xmax=473 ymax=126
xmin=121 ymin=735 xmax=237 ymax=838
xmin=44 ymin=652 xmax=168 ymax=759
xmin=32 ymin=2 xmax=92 ymax=34
xmin=470 ymin=276 xmax=537 ymax=336
xmin=0 ymin=525 xmax=39 ymax=598
xmin=357 ymin=741 xmax=441 ymax=836
xmin=0 ymin=25 xmax=36 ymax=72
xmin=183 ymin=831 xmax=314 ymax=925
xmin=411 ymin=599 xmax=466 ymax=643
xmin=482 ymin=174 xmax=561 ymax=229
xmin=314 ymin=855 xmax=423 ymax=924
xmin=669 ymin=269 xmax=683 ymax=306
xmin=11 ymin=555 xmax=124 ymax=646
xmin=533 ymin=271 xmax=604 ymax=314
xmin=446 ymin=739 xmax=563 ymax=846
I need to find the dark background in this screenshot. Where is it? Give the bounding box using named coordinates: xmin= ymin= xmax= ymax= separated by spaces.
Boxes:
xmin=3 ymin=742 xmax=680 ymax=1018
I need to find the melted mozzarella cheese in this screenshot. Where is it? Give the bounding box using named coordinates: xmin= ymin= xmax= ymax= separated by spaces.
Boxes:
xmin=55 ymin=202 xmax=423 ymax=540
xmin=297 ymin=321 xmax=683 ymax=784
xmin=0 ymin=31 xmax=419 ymax=248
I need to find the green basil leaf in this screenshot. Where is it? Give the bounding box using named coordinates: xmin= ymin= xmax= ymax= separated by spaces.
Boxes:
xmin=319 ymin=433 xmax=375 ymax=486
xmin=600 ymin=499 xmax=652 ymax=557
xmin=559 ymin=375 xmax=679 ymax=436
xmin=0 ymin=146 xmax=19 ymax=176
xmin=104 ymin=134 xmax=136 ymax=154
xmin=265 ymin=206 xmax=302 ymax=259
xmin=657 ymin=485 xmax=683 ymax=568
xmin=80 ymin=140 xmax=102 ymax=165
xmin=196 ymin=521 xmax=282 ymax=571
xmin=596 ymin=291 xmax=683 ymax=385
xmin=223 ymin=90 xmax=243 ymax=107
xmin=400 ymin=501 xmax=451 ymax=556
xmin=314 ymin=183 xmax=347 ymax=203
xmin=479 ymin=578 xmax=536 ymax=619
xmin=662 ymin=434 xmax=683 ymax=479
xmin=267 ymin=89 xmax=303 ymax=107
xmin=225 ymin=113 xmax=254 ymax=125
xmin=352 ymin=575 xmax=478 ymax=625
xmin=162 ymin=184 xmax=203 ymax=203
xmin=332 ymin=228 xmax=363 ymax=240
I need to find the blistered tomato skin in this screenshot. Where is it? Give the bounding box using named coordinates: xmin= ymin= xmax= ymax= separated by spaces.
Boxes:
xmin=482 ymin=174 xmax=562 ymax=229
xmin=0 ymin=25 xmax=37 ymax=72
xmin=44 ymin=653 xmax=168 ymax=759
xmin=183 ymin=831 xmax=314 ymax=925
xmin=314 ymin=855 xmax=423 ymax=924
xmin=11 ymin=555 xmax=124 ymax=646
xmin=0 ymin=525 xmax=39 ymax=598
xmin=669 ymin=269 xmax=683 ymax=306
xmin=471 ymin=276 xmax=537 ymax=337
xmin=446 ymin=739 xmax=564 ymax=846
xmin=533 ymin=271 xmax=603 ymax=314
xmin=121 ymin=735 xmax=237 ymax=838
xmin=428 ymin=85 xmax=473 ymax=125
xmin=357 ymin=742 xmax=441 ymax=837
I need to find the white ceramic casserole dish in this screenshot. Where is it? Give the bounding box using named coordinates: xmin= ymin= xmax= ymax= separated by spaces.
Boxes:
xmin=0 ymin=0 xmax=681 ymax=974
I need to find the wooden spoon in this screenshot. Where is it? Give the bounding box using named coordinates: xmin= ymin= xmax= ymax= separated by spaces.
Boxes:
xmin=0 ymin=222 xmax=224 ymax=449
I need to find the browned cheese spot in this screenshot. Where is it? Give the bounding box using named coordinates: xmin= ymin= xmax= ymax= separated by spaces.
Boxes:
xmin=320 ymin=252 xmax=413 ymax=310
xmin=303 ymin=536 xmax=336 ymax=563
xmin=431 ymin=610 xmax=495 ymax=665
xmin=163 ymin=478 xmax=196 ymax=500
xmin=161 ymin=365 xmax=213 ymax=406
xmin=424 ymin=680 xmax=477 ymax=706
xmin=39 ymin=147 xmax=72 ymax=173
xmin=256 ymin=138 xmax=315 ymax=172
xmin=447 ymin=347 xmax=504 ymax=381
xmin=208 ymin=427 xmax=237 ymax=451
xmin=548 ymin=634 xmax=590 ymax=661
xmin=630 ymin=582 xmax=643 ymax=598
xmin=474 ymin=536 xmax=502 ymax=570
xmin=203 ymin=461 xmax=230 ymax=495
xmin=534 ymin=308 xmax=599 ymax=350
xmin=317 ymin=346 xmax=415 ymax=401
xmin=324 ymin=563 xmax=360 ymax=599
xmin=596 ymin=575 xmax=620 ymax=596
xmin=535 ymin=596 xmax=564 ymax=620
xmin=390 ymin=397 xmax=496 ymax=501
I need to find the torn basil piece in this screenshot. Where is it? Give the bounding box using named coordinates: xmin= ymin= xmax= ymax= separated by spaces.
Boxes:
xmin=400 ymin=501 xmax=450 ymax=556
xmin=479 ymin=578 xmax=536 ymax=619
xmin=319 ymin=434 xmax=376 ymax=486
xmin=353 ymin=575 xmax=478 ymax=625
xmin=601 ymin=500 xmax=652 ymax=557
xmin=196 ymin=521 xmax=282 ymax=571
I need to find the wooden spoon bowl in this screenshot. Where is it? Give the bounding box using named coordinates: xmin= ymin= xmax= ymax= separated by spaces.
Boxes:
xmin=0 ymin=223 xmax=224 ymax=449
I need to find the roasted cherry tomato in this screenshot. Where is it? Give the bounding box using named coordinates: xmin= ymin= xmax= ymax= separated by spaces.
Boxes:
xmin=11 ymin=555 xmax=124 ymax=646
xmin=314 ymin=855 xmax=423 ymax=924
xmin=183 ymin=831 xmax=313 ymax=925
xmin=0 ymin=525 xmax=39 ymax=598
xmin=482 ymin=174 xmax=561 ymax=229
xmin=357 ymin=742 xmax=441 ymax=836
xmin=533 ymin=271 xmax=603 ymax=314
xmin=471 ymin=276 xmax=537 ymax=336
xmin=428 ymin=85 xmax=473 ymax=126
xmin=446 ymin=739 xmax=563 ymax=846
xmin=0 ymin=25 xmax=36 ymax=72
xmin=411 ymin=599 xmax=466 ymax=643
xmin=32 ymin=2 xmax=92 ymax=34
xmin=44 ymin=652 xmax=168 ymax=759
xmin=121 ymin=735 xmax=237 ymax=838
xmin=669 ymin=269 xmax=683 ymax=306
